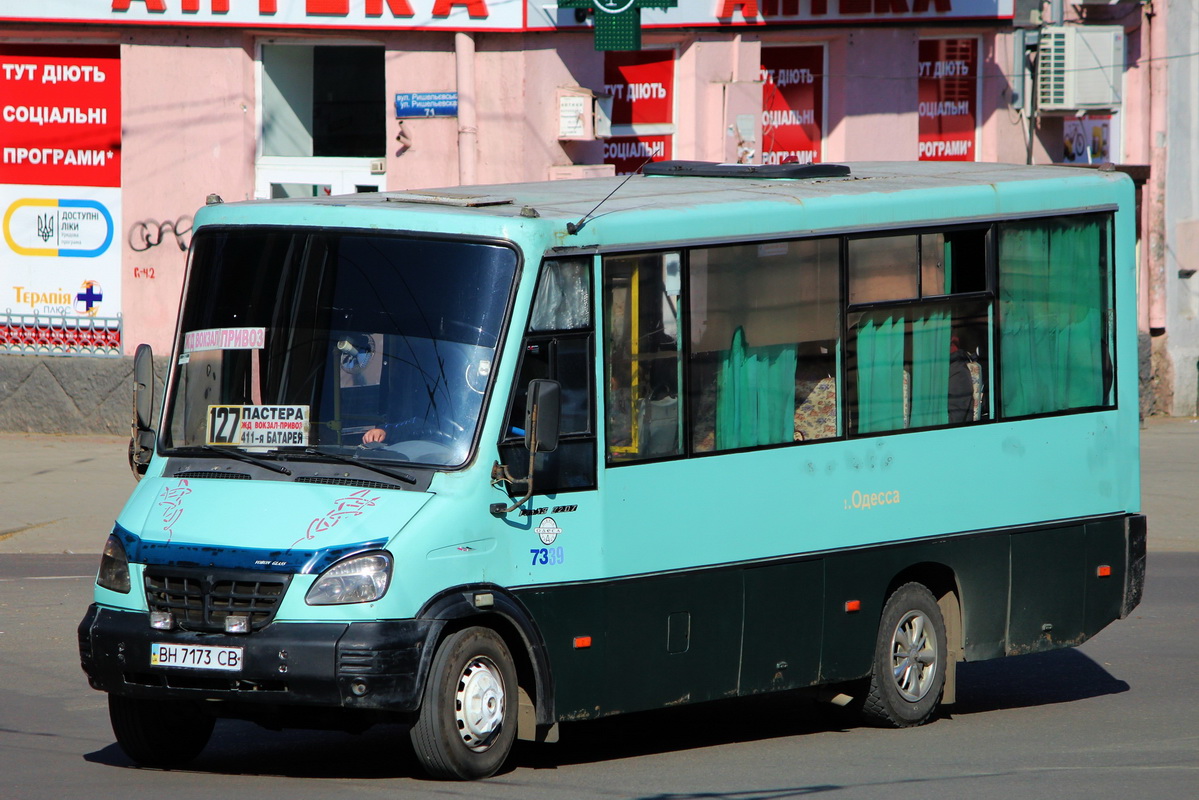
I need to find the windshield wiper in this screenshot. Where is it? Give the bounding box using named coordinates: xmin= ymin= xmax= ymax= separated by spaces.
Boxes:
xmin=302 ymin=448 xmax=417 ymax=485
xmin=200 ymin=445 xmax=292 ymax=475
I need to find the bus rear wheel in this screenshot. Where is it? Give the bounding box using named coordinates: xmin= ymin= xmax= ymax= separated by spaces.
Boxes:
xmin=410 ymin=626 xmax=518 ymax=780
xmin=861 ymin=582 xmax=946 ymax=728
xmin=108 ymin=694 xmax=215 ymax=767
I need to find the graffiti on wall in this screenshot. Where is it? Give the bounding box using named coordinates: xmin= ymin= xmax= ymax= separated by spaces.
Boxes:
xmin=128 ymin=215 xmax=192 ymax=252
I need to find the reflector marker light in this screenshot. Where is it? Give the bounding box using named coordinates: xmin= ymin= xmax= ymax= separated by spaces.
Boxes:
xmin=1097 ymin=565 xmax=1112 ymax=577
xmin=844 ymin=600 xmax=861 ymax=613
xmin=573 ymin=636 xmax=592 ymax=649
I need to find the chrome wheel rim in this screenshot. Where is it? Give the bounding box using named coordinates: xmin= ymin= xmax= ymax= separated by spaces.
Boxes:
xmin=890 ymin=609 xmax=938 ymax=702
xmin=454 ymin=656 xmax=505 ymax=751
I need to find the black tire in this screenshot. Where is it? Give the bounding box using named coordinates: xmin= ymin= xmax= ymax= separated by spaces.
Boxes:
xmin=861 ymin=582 xmax=947 ymax=728
xmin=108 ymin=694 xmax=215 ymax=767
xmin=410 ymin=627 xmax=518 ymax=780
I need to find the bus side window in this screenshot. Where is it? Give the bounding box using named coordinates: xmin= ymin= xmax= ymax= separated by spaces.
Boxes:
xmin=846 ymin=229 xmax=992 ymax=434
xmin=848 ymin=302 xmax=990 ymax=433
xmin=998 ymin=214 xmax=1113 ymax=417
xmin=498 ymin=258 xmax=596 ymax=494
xmin=603 ymin=253 xmax=684 ymax=462
xmin=688 ymin=239 xmax=841 ymax=452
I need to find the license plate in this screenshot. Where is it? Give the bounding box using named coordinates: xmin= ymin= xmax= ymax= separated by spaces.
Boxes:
xmin=150 ymin=642 xmax=244 ymax=672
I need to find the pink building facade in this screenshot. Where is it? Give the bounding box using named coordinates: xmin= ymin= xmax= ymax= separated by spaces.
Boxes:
xmin=1 ymin=1 xmax=1194 ymax=418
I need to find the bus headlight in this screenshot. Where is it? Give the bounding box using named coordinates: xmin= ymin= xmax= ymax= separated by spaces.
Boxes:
xmin=305 ymin=552 xmax=392 ymax=605
xmin=97 ymin=534 xmax=131 ymax=594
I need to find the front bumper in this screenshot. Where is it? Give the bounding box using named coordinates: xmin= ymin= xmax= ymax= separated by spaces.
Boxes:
xmin=78 ymin=604 xmax=441 ymax=713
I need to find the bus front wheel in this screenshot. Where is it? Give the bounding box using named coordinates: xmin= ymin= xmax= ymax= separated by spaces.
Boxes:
xmin=410 ymin=626 xmax=518 ymax=780
xmin=108 ymin=694 xmax=214 ymax=767
xmin=861 ymin=582 xmax=946 ymax=728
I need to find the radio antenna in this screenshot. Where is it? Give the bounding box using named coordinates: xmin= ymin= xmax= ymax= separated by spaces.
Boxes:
xmin=566 ymin=158 xmax=652 ymax=236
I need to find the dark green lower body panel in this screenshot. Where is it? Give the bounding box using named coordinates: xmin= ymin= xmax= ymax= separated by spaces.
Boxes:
xmin=514 ymin=513 xmax=1146 ymax=722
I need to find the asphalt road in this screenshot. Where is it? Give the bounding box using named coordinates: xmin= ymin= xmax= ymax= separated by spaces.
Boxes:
xmin=0 ymin=420 xmax=1196 ymax=798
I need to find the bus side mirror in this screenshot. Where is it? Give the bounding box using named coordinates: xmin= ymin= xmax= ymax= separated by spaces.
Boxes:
xmin=525 ymin=378 xmax=560 ymax=453
xmin=129 ymin=343 xmax=156 ymax=480
xmin=490 ymin=379 xmax=562 ymax=515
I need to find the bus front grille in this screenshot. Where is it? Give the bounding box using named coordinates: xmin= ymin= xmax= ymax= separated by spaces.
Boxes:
xmin=143 ymin=567 xmax=290 ymax=632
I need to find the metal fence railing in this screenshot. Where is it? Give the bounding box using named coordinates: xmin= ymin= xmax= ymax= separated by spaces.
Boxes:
xmin=0 ymin=311 xmax=123 ymax=357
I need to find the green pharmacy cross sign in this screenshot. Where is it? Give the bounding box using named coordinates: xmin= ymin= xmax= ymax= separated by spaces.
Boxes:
xmin=559 ymin=0 xmax=679 ymax=51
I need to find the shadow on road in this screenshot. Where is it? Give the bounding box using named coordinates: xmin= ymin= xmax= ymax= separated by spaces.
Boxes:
xmin=951 ymin=647 xmax=1129 ymax=715
xmin=84 ymin=723 xmax=420 ymax=778
xmin=522 ymin=647 xmax=1128 ymax=770
xmin=81 ymin=647 xmax=1127 ymax=781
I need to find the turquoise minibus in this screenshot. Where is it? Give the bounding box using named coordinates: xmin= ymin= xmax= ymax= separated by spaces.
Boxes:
xmin=79 ymin=160 xmax=1146 ymax=780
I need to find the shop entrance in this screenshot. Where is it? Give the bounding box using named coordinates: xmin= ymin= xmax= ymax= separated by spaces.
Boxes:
xmin=256 ymin=43 xmax=386 ymax=198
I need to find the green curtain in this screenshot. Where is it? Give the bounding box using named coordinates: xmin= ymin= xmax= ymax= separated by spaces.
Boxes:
xmin=910 ymin=309 xmax=950 ymax=428
xmin=943 ymin=238 xmax=953 ymax=292
xmin=1000 ymin=218 xmax=1105 ymax=416
xmin=716 ymin=327 xmax=797 ymax=449
xmin=856 ymin=314 xmax=906 ymax=433
xmin=1055 ymin=222 xmax=1103 ymax=408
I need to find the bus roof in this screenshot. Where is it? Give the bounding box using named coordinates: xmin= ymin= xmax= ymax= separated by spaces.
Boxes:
xmin=196 ymin=161 xmax=1131 ymax=250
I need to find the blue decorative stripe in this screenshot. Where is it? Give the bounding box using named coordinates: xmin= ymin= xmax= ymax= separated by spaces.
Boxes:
xmin=113 ymin=524 xmax=389 ymax=575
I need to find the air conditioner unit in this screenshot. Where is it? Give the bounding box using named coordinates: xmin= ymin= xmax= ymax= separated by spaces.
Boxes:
xmin=1037 ymin=25 xmax=1123 ymax=112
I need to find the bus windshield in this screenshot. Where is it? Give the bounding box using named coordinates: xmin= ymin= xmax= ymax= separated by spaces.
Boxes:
xmin=161 ymin=228 xmax=518 ymax=469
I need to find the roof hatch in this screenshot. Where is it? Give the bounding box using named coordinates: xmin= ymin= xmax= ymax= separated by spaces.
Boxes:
xmin=642 ymin=161 xmax=851 ymax=179
xmin=384 ymin=191 xmax=514 ymax=207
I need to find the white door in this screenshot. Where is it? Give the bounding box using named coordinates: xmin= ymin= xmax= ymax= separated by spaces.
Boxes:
xmin=255 ymin=156 xmax=382 ymax=200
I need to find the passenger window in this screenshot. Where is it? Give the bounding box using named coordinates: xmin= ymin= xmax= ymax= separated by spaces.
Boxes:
xmin=689 ymin=239 xmax=841 ymax=451
xmin=603 ymin=252 xmax=683 ymax=462
xmin=925 ymin=230 xmax=988 ymax=296
xmin=998 ymin=215 xmax=1113 ymax=417
xmin=847 ymin=228 xmax=992 ymax=434
xmin=849 ymin=229 xmax=987 ymax=304
xmin=847 ymin=301 xmax=990 ymax=433
xmin=848 ymin=235 xmax=919 ymax=304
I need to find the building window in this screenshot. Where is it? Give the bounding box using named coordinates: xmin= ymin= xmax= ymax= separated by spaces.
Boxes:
xmin=917 ymin=38 xmax=980 ymax=162
xmin=602 ymin=50 xmax=675 ymax=174
xmin=760 ymin=45 xmax=825 ymax=165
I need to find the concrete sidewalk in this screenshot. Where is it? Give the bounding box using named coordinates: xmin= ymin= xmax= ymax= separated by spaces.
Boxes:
xmin=1 ymin=419 xmax=1195 ymax=556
